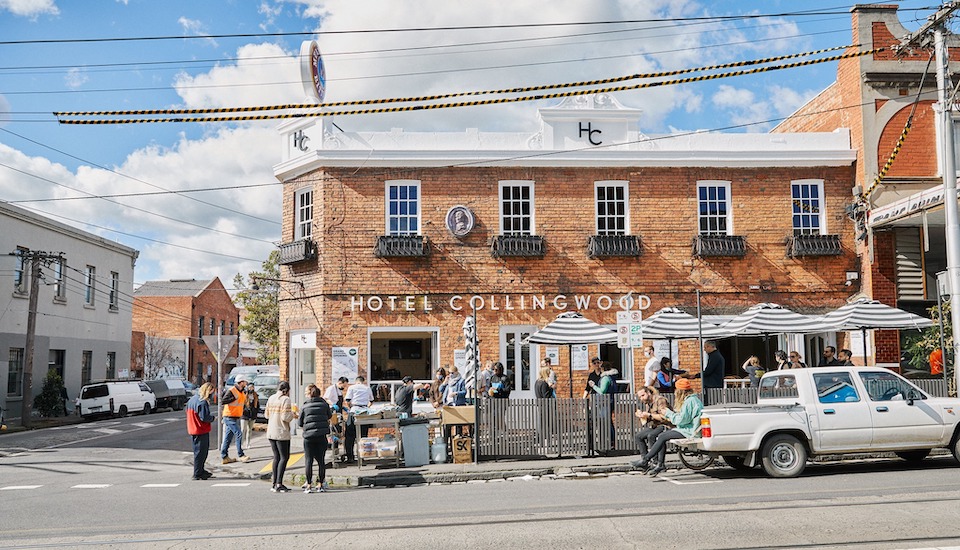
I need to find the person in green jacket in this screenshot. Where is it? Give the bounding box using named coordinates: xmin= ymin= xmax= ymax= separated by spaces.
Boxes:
xmin=588 ymin=360 xmax=619 ymax=449
xmin=631 ymin=377 xmax=703 ymax=477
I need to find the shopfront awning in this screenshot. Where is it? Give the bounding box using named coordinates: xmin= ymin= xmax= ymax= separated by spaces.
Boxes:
xmin=869 ymin=185 xmax=947 ymax=228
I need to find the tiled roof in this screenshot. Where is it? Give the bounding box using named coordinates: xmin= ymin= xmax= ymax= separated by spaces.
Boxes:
xmin=134 ymin=279 xmax=212 ymax=297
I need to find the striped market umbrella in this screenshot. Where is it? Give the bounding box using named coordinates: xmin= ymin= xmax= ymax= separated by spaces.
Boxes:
xmin=820 ymin=298 xmax=933 ymax=365
xmin=525 ymin=312 xmax=617 ymax=398
xmin=642 ymin=307 xmax=732 ymax=339
xmin=723 ymin=303 xmax=829 ymax=336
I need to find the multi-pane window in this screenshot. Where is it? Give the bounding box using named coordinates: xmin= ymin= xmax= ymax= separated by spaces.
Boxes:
xmin=220 ymin=320 xmax=226 ymax=337
xmin=385 ymin=180 xmax=420 ymax=236
xmin=84 ymin=266 xmax=96 ymax=305
xmin=499 ymin=181 xmax=534 ymax=235
xmin=13 ymin=247 xmax=27 ymax=294
xmin=229 ymin=321 xmax=235 ymax=335
xmin=294 ymin=188 xmax=313 ymax=240
xmin=697 ymin=181 xmax=732 ymax=236
xmin=595 ymin=181 xmax=629 ymax=235
xmin=109 ymin=272 xmax=120 ymax=310
xmin=106 ymin=352 xmax=116 ymax=379
xmin=791 ymin=179 xmax=825 ymax=235
xmin=198 ymin=316 xmax=205 ymax=338
xmin=8 ymin=348 xmax=24 ymax=396
xmin=49 ymin=349 xmax=65 ymax=380
xmin=53 ymin=259 xmax=66 ymax=301
xmin=81 ymin=350 xmax=93 ymax=386
xmin=210 ymin=318 xmax=216 ymax=336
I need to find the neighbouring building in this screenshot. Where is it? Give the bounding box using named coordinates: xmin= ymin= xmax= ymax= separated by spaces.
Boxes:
xmin=775 ymin=4 xmax=960 ymax=368
xmin=132 ymin=278 xmax=239 ymax=386
xmin=271 ymin=94 xmax=859 ymax=401
xmin=0 ymin=201 xmax=139 ymax=419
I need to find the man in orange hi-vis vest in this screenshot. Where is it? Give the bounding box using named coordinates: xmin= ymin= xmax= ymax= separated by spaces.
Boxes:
xmin=220 ymin=375 xmax=250 ymax=464
xmin=930 ymin=349 xmax=944 ymax=376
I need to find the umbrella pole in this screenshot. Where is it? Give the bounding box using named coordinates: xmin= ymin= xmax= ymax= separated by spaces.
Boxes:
xmin=863 ymin=327 xmax=868 ymax=366
xmin=568 ymin=344 xmax=573 ymax=399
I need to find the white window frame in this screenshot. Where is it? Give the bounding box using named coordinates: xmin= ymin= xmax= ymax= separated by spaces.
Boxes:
xmin=697 ymin=180 xmax=733 ymax=236
xmin=499 ymin=180 xmax=536 ymax=236
xmin=109 ymin=271 xmax=119 ymax=311
xmin=384 ymin=180 xmax=421 ymax=236
xmin=84 ymin=265 xmax=96 ymax=306
xmin=53 ymin=259 xmax=66 ymax=302
xmin=594 ymin=180 xmax=630 ymax=236
xmin=791 ymin=179 xmax=826 ymax=235
xmin=8 ymin=347 xmax=24 ymax=397
xmin=294 ymin=187 xmax=313 ymax=240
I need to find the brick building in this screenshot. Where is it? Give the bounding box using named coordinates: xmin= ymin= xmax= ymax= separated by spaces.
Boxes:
xmin=132 ymin=278 xmax=239 ymax=385
xmin=270 ymin=94 xmax=858 ymax=400
xmin=775 ymin=4 xmax=960 ymax=366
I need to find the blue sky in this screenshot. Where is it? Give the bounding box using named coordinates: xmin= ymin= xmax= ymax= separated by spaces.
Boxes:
xmin=0 ymin=0 xmax=944 ymax=287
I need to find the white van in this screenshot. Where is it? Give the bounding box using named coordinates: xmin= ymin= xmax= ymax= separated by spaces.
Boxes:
xmin=78 ymin=381 xmax=157 ymax=420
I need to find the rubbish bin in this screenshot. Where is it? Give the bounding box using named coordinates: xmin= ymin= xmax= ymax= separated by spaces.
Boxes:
xmin=400 ymin=420 xmax=430 ymax=467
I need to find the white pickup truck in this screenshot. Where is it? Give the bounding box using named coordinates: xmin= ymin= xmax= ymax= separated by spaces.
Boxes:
xmin=684 ymin=366 xmax=960 ymax=477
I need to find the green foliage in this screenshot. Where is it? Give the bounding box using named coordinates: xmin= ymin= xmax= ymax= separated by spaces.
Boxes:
xmin=33 ymin=369 xmax=66 ymax=418
xmin=904 ymin=301 xmax=950 ymax=375
xmin=234 ymin=250 xmax=281 ymax=365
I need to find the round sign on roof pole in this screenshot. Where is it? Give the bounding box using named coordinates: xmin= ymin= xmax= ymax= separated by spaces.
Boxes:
xmin=299 ymin=40 xmax=326 ymax=103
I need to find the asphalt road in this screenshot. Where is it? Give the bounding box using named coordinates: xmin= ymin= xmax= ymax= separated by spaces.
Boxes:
xmin=3 ymin=413 xmax=960 ymax=549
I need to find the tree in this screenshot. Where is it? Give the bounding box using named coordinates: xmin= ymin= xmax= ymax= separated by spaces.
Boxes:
xmin=904 ymin=301 xmax=953 ymax=392
xmin=234 ymin=250 xmax=280 ymax=365
xmin=33 ymin=370 xmax=66 ymax=418
xmin=142 ymin=335 xmax=185 ymax=380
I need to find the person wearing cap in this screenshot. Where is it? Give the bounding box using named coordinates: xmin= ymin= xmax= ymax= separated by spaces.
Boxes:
xmin=583 ymin=357 xmax=604 ymax=398
xmin=219 ymin=374 xmax=250 ymax=464
xmin=324 ymin=376 xmax=349 ymax=412
xmin=395 ymin=376 xmax=418 ymax=417
xmin=631 ymin=377 xmax=703 ymax=477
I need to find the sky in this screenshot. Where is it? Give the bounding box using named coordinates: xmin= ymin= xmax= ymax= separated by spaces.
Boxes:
xmin=0 ymin=0 xmax=945 ymax=291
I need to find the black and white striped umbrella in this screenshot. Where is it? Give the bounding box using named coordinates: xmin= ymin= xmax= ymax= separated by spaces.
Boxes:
xmin=723 ymin=303 xmax=829 ymax=336
xmin=641 ymin=307 xmax=732 ymax=339
xmin=820 ymin=298 xmax=932 ymax=365
xmin=525 ymin=312 xmax=618 ymax=345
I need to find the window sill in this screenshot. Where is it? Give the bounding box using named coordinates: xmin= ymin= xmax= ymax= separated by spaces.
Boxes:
xmin=84 ymin=303 xmax=96 ymax=310
xmin=53 ymin=297 xmax=67 ymax=305
xmin=12 ymin=291 xmax=27 ymax=299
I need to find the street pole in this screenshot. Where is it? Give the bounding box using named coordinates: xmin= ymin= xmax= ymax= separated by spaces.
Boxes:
xmin=21 ymin=256 xmax=42 ymax=428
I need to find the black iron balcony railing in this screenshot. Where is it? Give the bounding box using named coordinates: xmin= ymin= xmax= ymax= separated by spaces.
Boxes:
xmin=692 ymin=234 xmax=746 ymax=258
xmin=491 ymin=235 xmax=545 ymax=258
xmin=787 ymin=234 xmax=842 ymax=257
xmin=277 ymin=239 xmax=317 ymax=265
xmin=374 ymin=235 xmax=430 ymax=257
xmin=587 ymin=234 xmax=642 ymax=258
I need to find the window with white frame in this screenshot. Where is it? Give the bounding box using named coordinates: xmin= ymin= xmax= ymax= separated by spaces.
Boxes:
xmin=106 ymin=352 xmax=116 ymax=379
xmin=84 ymin=265 xmax=96 ymax=306
xmin=8 ymin=348 xmax=24 ymax=396
xmin=499 ymin=180 xmax=534 ymax=235
xmin=595 ymin=181 xmax=629 ymax=235
xmin=791 ymin=179 xmax=825 ymax=235
xmin=53 ymin=259 xmax=66 ymax=301
xmin=109 ymin=271 xmax=119 ymax=310
xmin=13 ymin=247 xmax=27 ymax=294
xmin=294 ymin=187 xmax=313 ymax=240
xmin=697 ymin=181 xmax=732 ymax=236
xmin=385 ymin=180 xmax=420 ymax=236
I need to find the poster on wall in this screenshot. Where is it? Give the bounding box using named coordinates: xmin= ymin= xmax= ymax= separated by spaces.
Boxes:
xmin=545 ymin=346 xmax=560 ymax=367
xmin=571 ymin=344 xmax=590 ymax=371
xmin=454 ymin=349 xmax=466 ymax=371
xmin=332 ymin=347 xmax=359 ymax=381
xmin=849 ymin=331 xmax=872 ymax=363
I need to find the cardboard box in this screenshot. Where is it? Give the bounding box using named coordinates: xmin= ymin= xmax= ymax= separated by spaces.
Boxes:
xmin=441 ymin=406 xmax=475 ymax=425
xmin=452 ymin=435 xmax=472 ymax=463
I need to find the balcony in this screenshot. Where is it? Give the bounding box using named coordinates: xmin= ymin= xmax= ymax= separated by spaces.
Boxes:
xmin=587 ymin=235 xmax=642 ymax=258
xmin=692 ymin=235 xmax=746 ymax=258
xmin=787 ymin=234 xmax=842 ymax=257
xmin=277 ymin=239 xmax=317 ymax=265
xmin=375 ymin=235 xmax=430 ymax=257
xmin=491 ymin=235 xmax=545 ymax=258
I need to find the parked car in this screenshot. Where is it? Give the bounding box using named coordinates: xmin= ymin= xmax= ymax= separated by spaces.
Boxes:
xmin=252 ymin=373 xmax=280 ymax=422
xmin=182 ymin=381 xmax=197 ymax=398
xmin=78 ymin=381 xmax=157 ymax=420
xmin=680 ymin=366 xmax=960 ymax=477
xmin=144 ymin=379 xmax=187 ymax=411
xmin=225 ymin=364 xmax=279 ymax=387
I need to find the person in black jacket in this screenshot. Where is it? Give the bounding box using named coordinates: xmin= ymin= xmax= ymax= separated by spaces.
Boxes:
xmin=298 ymin=384 xmax=332 ymax=493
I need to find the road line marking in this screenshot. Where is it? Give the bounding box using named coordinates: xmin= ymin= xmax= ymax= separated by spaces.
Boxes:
xmin=131 ymin=422 xmax=155 ymax=428
xmin=141 ymin=484 xmax=179 ymax=488
xmin=211 ymin=483 xmax=250 ymax=487
xmin=93 ymin=428 xmax=121 ymax=435
xmin=660 ymin=476 xmax=723 ymax=485
xmin=1 ymin=485 xmax=42 ymax=490
xmin=71 ymin=484 xmax=111 ymax=489
xmin=259 ymin=452 xmax=303 ymax=474
xmin=162 ymin=418 xmax=180 ymax=422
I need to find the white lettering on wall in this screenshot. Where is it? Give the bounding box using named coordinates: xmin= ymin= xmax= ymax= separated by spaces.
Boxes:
xmin=350 ymin=293 xmax=651 ymax=313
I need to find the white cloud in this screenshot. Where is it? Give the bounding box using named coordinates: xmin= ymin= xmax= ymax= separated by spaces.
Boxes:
xmin=178 ymin=16 xmax=217 ymax=47
xmin=64 ymin=68 xmax=88 ymax=89
xmin=0 ymin=0 xmax=58 ymax=17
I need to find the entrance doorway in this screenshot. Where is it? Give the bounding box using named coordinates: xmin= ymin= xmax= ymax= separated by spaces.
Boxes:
xmin=289 ymin=330 xmax=316 ymax=434
xmin=500 ymin=325 xmax=538 ymax=399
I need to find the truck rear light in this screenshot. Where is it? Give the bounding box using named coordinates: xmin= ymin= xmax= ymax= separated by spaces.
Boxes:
xmin=701 ymin=417 xmax=712 ymax=438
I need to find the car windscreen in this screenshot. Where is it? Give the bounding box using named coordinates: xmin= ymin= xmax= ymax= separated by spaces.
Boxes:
xmin=81 ymin=384 xmax=108 ymax=399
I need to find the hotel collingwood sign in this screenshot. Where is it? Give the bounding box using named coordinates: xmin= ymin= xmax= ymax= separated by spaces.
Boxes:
xmin=349 ymin=293 xmax=651 ymax=313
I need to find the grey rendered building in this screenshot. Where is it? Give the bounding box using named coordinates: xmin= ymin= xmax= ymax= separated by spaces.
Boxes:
xmin=1 ymin=201 xmax=139 ymax=420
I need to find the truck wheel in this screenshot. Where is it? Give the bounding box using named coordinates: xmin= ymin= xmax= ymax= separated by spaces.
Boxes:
xmin=173 ymin=398 xmax=183 ymax=411
xmin=722 ymin=455 xmax=753 ymax=471
xmin=142 ymin=403 xmax=151 ymax=416
xmin=117 ymin=405 xmax=128 ymax=418
xmin=760 ymin=434 xmax=807 ymax=478
xmin=895 ymin=449 xmax=930 ymax=463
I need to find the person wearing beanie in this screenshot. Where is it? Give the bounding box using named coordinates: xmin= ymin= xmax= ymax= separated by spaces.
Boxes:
xmin=630 ymin=376 xmax=703 ymax=477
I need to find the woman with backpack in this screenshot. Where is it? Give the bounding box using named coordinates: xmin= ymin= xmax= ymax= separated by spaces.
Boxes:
xmin=298 ymin=384 xmax=332 ymax=493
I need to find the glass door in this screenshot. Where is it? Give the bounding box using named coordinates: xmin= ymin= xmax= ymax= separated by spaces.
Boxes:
xmin=500 ymin=325 xmax=537 ymax=399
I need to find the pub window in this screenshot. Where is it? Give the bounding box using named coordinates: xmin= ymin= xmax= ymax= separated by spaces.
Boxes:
xmin=499 ymin=180 xmax=535 ymax=236
xmin=84 ymin=265 xmax=96 ymax=306
xmin=109 ymin=271 xmax=120 ymax=310
xmin=53 ymin=259 xmax=66 ymax=301
xmin=385 ymin=180 xmax=420 ymax=236
xmin=595 ymin=181 xmax=629 ymax=236
xmin=791 ymin=179 xmax=825 ymax=235
xmin=697 ymin=180 xmax=732 ymax=236
xmin=294 ymin=187 xmax=313 ymax=240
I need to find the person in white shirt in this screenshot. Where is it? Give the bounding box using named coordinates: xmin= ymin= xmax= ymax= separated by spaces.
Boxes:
xmin=323 ymin=376 xmax=349 ymax=411
xmin=342 ymin=375 xmax=374 ymax=463
xmin=643 ymin=345 xmax=660 ymax=387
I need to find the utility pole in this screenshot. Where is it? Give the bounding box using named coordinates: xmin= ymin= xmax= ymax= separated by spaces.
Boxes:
xmin=9 ymin=249 xmax=65 ymax=428
xmin=894 ymin=2 xmax=960 ymax=391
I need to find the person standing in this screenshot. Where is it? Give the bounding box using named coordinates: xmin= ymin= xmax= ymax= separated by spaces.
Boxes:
xmin=324 ymin=376 xmax=348 ymax=411
xmin=535 ymin=366 xmax=556 ymax=448
xmin=186 ymin=382 xmax=216 ymax=480
xmin=788 ymin=352 xmax=807 ymax=369
xmin=429 ymin=367 xmax=448 ymax=409
xmin=774 ymin=350 xmax=790 ymax=370
xmin=265 ymin=380 xmax=296 ymax=492
xmin=241 ymin=381 xmax=259 ymax=450
xmin=541 ymin=357 xmax=557 ymax=397
xmin=656 ymin=357 xmax=677 ymax=393
xmin=818 ymin=346 xmax=842 ymax=367
xmin=741 ymin=355 xmax=763 ymax=387
xmin=479 ymin=361 xmax=495 ymax=397
xmin=342 ymin=375 xmax=374 ymax=463
xmin=395 ymin=376 xmax=417 ymax=417
xmin=690 ymin=340 xmax=725 ymax=406
xmin=838 ymin=349 xmax=855 ymax=366
xmin=587 ymin=360 xmax=619 ymax=449
xmin=442 ymin=366 xmax=467 ymax=406
xmin=299 ymin=384 xmax=332 ymax=493
xmin=583 ymin=357 xmax=604 ymax=398
xmin=219 ymin=375 xmax=250 ymax=464
xmin=642 ymin=345 xmax=660 ymax=387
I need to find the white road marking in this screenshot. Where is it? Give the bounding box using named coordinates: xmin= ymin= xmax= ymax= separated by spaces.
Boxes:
xmin=659 ymin=476 xmax=723 ymax=485
xmin=1 ymin=485 xmax=42 ymax=490
xmin=93 ymin=428 xmax=121 ymax=435
xmin=71 ymin=484 xmax=111 ymax=489
xmin=141 ymin=484 xmax=179 ymax=488
xmin=162 ymin=418 xmax=180 ymax=422
xmin=130 ymin=423 xmax=155 ymax=428
xmin=211 ymin=483 xmax=250 ymax=487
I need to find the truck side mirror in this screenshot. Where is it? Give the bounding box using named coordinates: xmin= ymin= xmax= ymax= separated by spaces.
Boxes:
xmin=905 ymin=389 xmax=919 ymax=406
